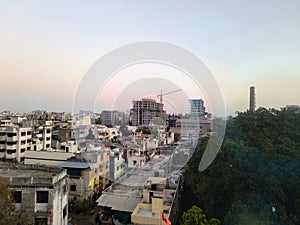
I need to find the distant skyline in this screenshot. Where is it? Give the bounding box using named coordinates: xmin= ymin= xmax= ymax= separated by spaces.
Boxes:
xmin=1 ymin=1 xmax=299 ymax=115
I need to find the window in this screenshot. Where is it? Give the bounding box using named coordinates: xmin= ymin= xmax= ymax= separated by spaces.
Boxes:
xmin=7 ymin=133 xmax=16 ymax=137
xmin=21 ymin=132 xmax=26 ymax=136
xmin=46 ymin=137 xmax=51 ymax=141
xmin=27 ymin=131 xmax=31 ymax=135
xmin=46 ymin=129 xmax=51 ymax=134
xmin=36 ymin=191 xmax=48 ymax=203
xmin=21 ymin=148 xmax=26 ymax=153
xmin=13 ymin=191 xmax=22 ymax=203
xmin=63 ymin=207 xmax=67 ymax=218
xmin=7 ymin=150 xmax=16 ymax=154
xmin=70 ymin=185 xmax=76 ymax=191
xmin=46 ymin=144 xmax=50 ymax=148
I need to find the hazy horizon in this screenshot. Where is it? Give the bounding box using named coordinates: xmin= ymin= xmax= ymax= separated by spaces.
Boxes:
xmin=1 ymin=1 xmax=299 ymax=116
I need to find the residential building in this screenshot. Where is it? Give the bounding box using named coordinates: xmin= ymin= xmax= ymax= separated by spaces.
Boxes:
xmin=189 ymin=99 xmax=206 ymax=119
xmin=131 ymin=176 xmax=180 ymax=225
xmin=0 ymin=162 xmax=68 ymax=225
xmin=130 ymin=98 xmax=166 ymax=126
xmin=96 ymin=154 xmax=175 ymax=225
xmin=31 ymin=126 xmax=52 ymax=151
xmin=59 ymin=150 xmax=109 ymax=200
xmin=101 ymin=110 xmax=118 ymax=127
xmin=0 ymin=125 xmax=32 ymax=162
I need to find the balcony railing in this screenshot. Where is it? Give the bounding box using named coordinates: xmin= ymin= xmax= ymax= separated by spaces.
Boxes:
xmin=6 ymin=145 xmax=17 ymax=150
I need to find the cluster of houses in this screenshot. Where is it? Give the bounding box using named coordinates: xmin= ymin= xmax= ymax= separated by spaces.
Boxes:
xmin=0 ymin=100 xmax=212 ymax=225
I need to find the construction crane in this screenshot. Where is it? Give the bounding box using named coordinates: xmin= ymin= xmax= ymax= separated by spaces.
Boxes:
xmin=157 ymin=89 xmax=182 ymax=117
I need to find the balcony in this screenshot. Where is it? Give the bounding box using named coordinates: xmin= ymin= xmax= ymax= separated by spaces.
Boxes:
xmin=6 ymin=145 xmax=17 ymax=150
xmin=0 ymin=136 xmax=6 ymax=141
xmin=7 ymin=136 xmax=18 ymax=142
xmin=6 ymin=153 xmax=16 ymax=159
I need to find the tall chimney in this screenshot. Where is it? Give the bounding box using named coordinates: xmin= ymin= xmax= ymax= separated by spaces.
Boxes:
xmin=249 ymin=86 xmax=256 ymax=112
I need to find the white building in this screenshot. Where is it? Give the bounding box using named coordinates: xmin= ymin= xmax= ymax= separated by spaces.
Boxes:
xmin=31 ymin=126 xmax=52 ymax=151
xmin=0 ymin=125 xmax=32 ymax=162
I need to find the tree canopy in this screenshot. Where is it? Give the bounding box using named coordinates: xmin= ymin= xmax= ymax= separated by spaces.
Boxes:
xmin=184 ymin=108 xmax=300 ymax=225
xmin=181 ymin=205 xmax=220 ymax=225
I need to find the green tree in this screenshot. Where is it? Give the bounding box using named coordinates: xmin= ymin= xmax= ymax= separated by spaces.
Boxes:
xmin=181 ymin=205 xmax=220 ymax=225
xmin=183 ymin=108 xmax=300 ymax=224
xmin=0 ymin=177 xmax=33 ymax=225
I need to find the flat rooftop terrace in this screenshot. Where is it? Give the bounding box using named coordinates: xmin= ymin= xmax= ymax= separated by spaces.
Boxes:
xmin=0 ymin=162 xmax=66 ymax=186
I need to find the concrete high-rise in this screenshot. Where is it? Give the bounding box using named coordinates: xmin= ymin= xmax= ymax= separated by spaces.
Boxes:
xmin=130 ymin=98 xmax=165 ymax=126
xmin=249 ymin=86 xmax=256 ymax=112
xmin=189 ymin=99 xmax=206 ymax=119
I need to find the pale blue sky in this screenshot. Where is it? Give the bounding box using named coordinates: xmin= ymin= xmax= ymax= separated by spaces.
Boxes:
xmin=0 ymin=0 xmax=299 ymax=115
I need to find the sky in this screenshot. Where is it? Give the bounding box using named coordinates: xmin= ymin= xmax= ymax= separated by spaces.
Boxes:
xmin=0 ymin=0 xmax=299 ymax=116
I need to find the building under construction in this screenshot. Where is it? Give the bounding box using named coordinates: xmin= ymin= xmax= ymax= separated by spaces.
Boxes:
xmin=130 ymin=98 xmax=166 ymax=126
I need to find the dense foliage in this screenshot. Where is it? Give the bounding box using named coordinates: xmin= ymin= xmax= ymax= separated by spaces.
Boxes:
xmin=184 ymin=107 xmax=300 ymax=225
xmin=181 ymin=205 xmax=220 ymax=225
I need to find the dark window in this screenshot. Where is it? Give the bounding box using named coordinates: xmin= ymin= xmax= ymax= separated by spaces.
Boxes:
xmin=7 ymin=150 xmax=16 ymax=154
xmin=63 ymin=207 xmax=67 ymax=218
xmin=21 ymin=140 xmax=26 ymax=145
xmin=21 ymin=132 xmax=26 ymax=136
xmin=36 ymin=191 xmax=48 ymax=203
xmin=13 ymin=191 xmax=22 ymax=203
xmin=46 ymin=129 xmax=51 ymax=134
xmin=45 ymin=144 xmax=50 ymax=148
xmin=7 ymin=142 xmax=17 ymax=146
xmin=70 ymin=185 xmax=76 ymax=191
xmin=21 ymin=148 xmax=26 ymax=153
xmin=0 ymin=149 xmax=5 ymax=152
xmin=7 ymin=133 xmax=16 ymax=137
xmin=20 ymin=157 xmax=25 ymax=162
xmin=27 ymin=131 xmax=31 ymax=135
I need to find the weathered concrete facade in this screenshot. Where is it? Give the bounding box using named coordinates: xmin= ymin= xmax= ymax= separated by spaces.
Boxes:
xmin=0 ymin=162 xmax=69 ymax=225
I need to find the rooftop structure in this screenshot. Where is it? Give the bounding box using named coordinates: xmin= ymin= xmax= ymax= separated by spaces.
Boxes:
xmin=0 ymin=162 xmax=68 ymax=225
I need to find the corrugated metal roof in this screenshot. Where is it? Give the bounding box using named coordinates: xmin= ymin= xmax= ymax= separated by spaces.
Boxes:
xmin=97 ymin=193 xmax=141 ymax=212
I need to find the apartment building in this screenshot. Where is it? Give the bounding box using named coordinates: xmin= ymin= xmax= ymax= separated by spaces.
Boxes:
xmin=59 ymin=150 xmax=109 ymax=200
xmin=0 ymin=162 xmax=68 ymax=225
xmin=31 ymin=126 xmax=52 ymax=151
xmin=0 ymin=125 xmax=32 ymax=162
xmin=101 ymin=110 xmax=118 ymax=127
